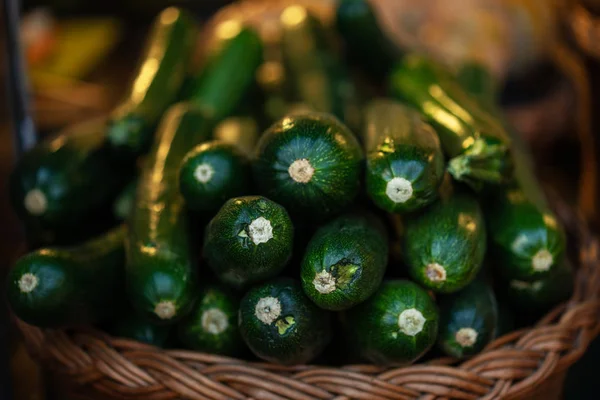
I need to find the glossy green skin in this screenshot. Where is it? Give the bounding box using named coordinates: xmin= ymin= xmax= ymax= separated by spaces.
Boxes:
xmin=281 ymin=11 xmax=361 ymax=132
xmin=363 ymin=99 xmax=445 ymax=213
xmin=238 ymin=278 xmax=332 ymax=365
xmin=335 ymin=0 xmax=401 ymax=80
xmin=300 ymin=213 xmax=388 ymax=310
xmin=437 ymin=280 xmax=498 ymax=359
xmin=189 ymin=27 xmax=263 ymax=122
xmin=486 ymin=188 xmax=566 ymax=282
xmin=127 ymin=103 xmax=213 ymax=324
xmin=389 ymin=54 xmax=513 ymax=190
xmin=110 ymin=313 xmax=172 ymax=347
xmin=10 ymin=117 xmax=134 ymax=244
xmin=107 ymin=8 xmax=198 ymax=154
xmin=177 ymin=285 xmax=244 ymax=356
xmin=253 ymin=112 xmax=363 ymax=219
xmin=505 ymin=261 xmax=574 ymax=313
xmin=179 ymin=141 xmax=250 ymax=213
xmin=6 ymin=226 xmax=126 ymax=328
xmin=342 ymin=280 xmax=439 ymax=365
xmin=403 ymin=192 xmax=486 ymax=293
xmin=204 ymin=196 xmax=294 ymax=288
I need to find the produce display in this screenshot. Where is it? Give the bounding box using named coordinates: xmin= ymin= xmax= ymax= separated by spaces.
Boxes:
xmin=7 ymin=3 xmax=575 ymax=368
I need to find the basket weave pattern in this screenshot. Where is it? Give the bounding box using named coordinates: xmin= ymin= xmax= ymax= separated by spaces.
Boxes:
xmin=15 ymin=194 xmax=600 ymax=400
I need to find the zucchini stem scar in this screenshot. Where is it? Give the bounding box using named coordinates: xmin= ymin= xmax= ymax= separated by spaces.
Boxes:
xmin=255 ymin=296 xmax=281 ymax=324
xmin=154 ymin=301 xmax=176 ymax=320
xmin=201 ymin=308 xmax=229 ymax=335
xmin=288 ymin=159 xmax=314 ymax=183
xmin=532 ymin=249 xmax=553 ymax=272
xmin=398 ymin=308 xmax=426 ymax=336
xmin=18 ymin=273 xmax=38 ymax=293
xmin=313 ymin=271 xmax=336 ymax=294
xmin=24 ymin=189 xmax=47 ymax=216
xmin=455 ymin=327 xmax=478 ymax=347
xmin=194 ymin=163 xmax=215 ymax=184
xmin=248 ymin=217 xmax=273 ymax=245
xmin=426 ymin=263 xmax=447 ymax=282
xmin=386 ymin=177 xmax=413 ymax=203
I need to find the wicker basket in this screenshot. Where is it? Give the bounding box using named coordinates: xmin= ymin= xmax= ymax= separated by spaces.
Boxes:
xmin=12 ymin=1 xmax=600 ymax=399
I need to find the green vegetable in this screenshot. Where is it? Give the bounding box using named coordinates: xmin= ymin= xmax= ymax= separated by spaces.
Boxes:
xmin=238 ymin=278 xmax=332 ymax=365
xmin=109 ymin=313 xmax=172 ymax=347
xmin=188 ymin=26 xmax=263 ymax=122
xmin=253 ymin=112 xmax=363 ymax=219
xmin=437 ymin=280 xmax=498 ymax=358
xmin=178 ymin=285 xmax=244 ymax=356
xmin=301 ymin=213 xmax=388 ymax=310
xmin=403 ymin=191 xmax=486 ymax=293
xmin=126 ymin=103 xmax=212 ymax=324
xmin=494 ymin=302 xmax=515 ymax=338
xmin=363 ymin=99 xmax=445 ymax=213
xmin=389 ymin=54 xmax=513 ymax=190
xmin=10 ymin=117 xmax=134 ymax=245
xmin=335 ymin=0 xmax=401 ymax=79
xmin=179 ymin=141 xmax=250 ymax=213
xmin=342 ymin=280 xmax=439 ymax=365
xmin=107 ymin=8 xmax=198 ymax=154
xmin=7 ymin=226 xmax=126 ymax=328
xmin=204 ymin=196 xmax=294 ymax=288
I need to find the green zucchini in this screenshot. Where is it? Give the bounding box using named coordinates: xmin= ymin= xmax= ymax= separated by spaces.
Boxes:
xmin=179 ymin=141 xmax=250 ymax=213
xmin=213 ymin=116 xmax=260 ymax=155
xmin=10 ymin=117 xmax=134 ymax=246
xmin=113 ymin=178 xmax=138 ymax=221
xmin=389 ymin=54 xmax=513 ymax=190
xmin=177 ymin=284 xmax=244 ymax=356
xmin=126 ymin=103 xmax=212 ymax=324
xmin=335 ymin=0 xmax=401 ymax=80
xmin=109 ymin=313 xmax=172 ymax=347
xmin=6 ymin=226 xmax=126 ymax=328
xmin=203 ymin=196 xmax=294 ymax=288
xmin=188 ymin=25 xmax=263 ymax=122
xmin=363 ymin=99 xmax=445 ymax=213
xmin=403 ymin=191 xmax=486 ymax=293
xmin=342 ymin=280 xmax=439 ymax=365
xmin=505 ymin=260 xmax=574 ymax=313
xmin=437 ymin=280 xmax=498 ymax=359
xmin=300 ymin=213 xmax=388 ymax=310
xmin=238 ymin=277 xmax=332 ymax=365
xmin=253 ymin=111 xmax=363 ymax=219
xmin=107 ymin=8 xmax=198 ymax=154
xmin=279 ymin=5 xmax=362 ymax=132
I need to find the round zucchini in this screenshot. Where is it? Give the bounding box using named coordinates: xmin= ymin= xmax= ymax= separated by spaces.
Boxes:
xmin=486 ymin=188 xmax=566 ymax=281
xmin=342 ymin=280 xmax=439 ymax=365
xmin=238 ymin=278 xmax=332 ymax=365
xmin=6 ymin=226 xmax=126 ymax=328
xmin=363 ymin=99 xmax=445 ymax=213
xmin=253 ymin=111 xmax=363 ymax=219
xmin=403 ymin=192 xmax=486 ymax=293
xmin=179 ymin=141 xmax=250 ymax=213
xmin=126 ymin=103 xmax=212 ymax=324
xmin=300 ymin=213 xmax=388 ymax=310
xmin=107 ymin=8 xmax=198 ymax=154
xmin=177 ymin=285 xmax=244 ymax=356
xmin=203 ymin=196 xmax=294 ymax=288
xmin=437 ymin=280 xmax=498 ymax=358
xmin=110 ymin=313 xmax=172 ymax=347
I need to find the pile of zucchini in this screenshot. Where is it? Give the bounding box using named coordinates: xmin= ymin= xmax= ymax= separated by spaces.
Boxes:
xmin=6 ymin=2 xmax=574 ymax=367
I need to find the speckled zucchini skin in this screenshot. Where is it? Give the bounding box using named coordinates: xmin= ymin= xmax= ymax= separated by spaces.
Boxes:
xmin=203 ymin=196 xmax=294 ymax=289
xmin=363 ymin=99 xmax=445 ymax=213
xmin=300 ymin=213 xmax=388 ymax=310
xmin=238 ymin=278 xmax=332 ymax=365
xmin=253 ymin=111 xmax=363 ymax=219
xmin=403 ymin=192 xmax=486 ymax=293
xmin=110 ymin=313 xmax=172 ymax=347
xmin=342 ymin=280 xmax=439 ymax=365
xmin=437 ymin=280 xmax=498 ymax=358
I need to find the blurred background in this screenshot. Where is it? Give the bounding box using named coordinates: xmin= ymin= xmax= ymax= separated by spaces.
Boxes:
xmin=2 ymin=0 xmax=600 ymax=398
